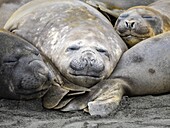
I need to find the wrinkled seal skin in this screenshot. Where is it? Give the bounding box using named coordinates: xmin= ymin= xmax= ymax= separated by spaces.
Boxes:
xmin=0 ymin=29 xmax=52 ymax=100
xmin=114 ymin=0 xmax=170 ymax=47
xmin=87 ymin=32 xmax=170 ymax=116
xmin=4 ymin=0 xmax=127 ymax=88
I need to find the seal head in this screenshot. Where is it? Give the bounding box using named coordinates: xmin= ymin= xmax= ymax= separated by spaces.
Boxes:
xmin=115 ymin=7 xmax=164 ymax=47
xmin=0 ymin=30 xmax=52 ymax=100
xmin=55 ymin=29 xmax=119 ymax=88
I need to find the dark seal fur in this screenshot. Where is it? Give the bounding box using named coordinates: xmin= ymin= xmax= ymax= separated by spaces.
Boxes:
xmin=0 ymin=29 xmax=52 ymax=100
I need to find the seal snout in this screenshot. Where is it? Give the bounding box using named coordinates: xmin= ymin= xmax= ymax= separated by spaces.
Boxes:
xmin=69 ymin=51 xmax=104 ymax=76
xmin=124 ymin=20 xmax=136 ymax=29
xmin=21 ymin=60 xmax=51 ymax=90
xmin=116 ymin=18 xmax=149 ymax=36
xmin=81 ymin=52 xmax=96 ymax=67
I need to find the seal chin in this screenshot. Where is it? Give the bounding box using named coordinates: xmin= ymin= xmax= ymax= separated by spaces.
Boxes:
xmin=20 ymin=89 xmax=49 ymax=100
xmin=17 ymin=88 xmax=49 ymax=100
xmin=15 ymin=81 xmax=51 ymax=100
xmin=122 ymin=35 xmax=148 ymax=46
xmin=66 ymin=72 xmax=103 ymax=88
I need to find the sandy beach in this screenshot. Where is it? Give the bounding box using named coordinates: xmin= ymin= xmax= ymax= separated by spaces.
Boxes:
xmin=0 ymin=94 xmax=170 ymax=128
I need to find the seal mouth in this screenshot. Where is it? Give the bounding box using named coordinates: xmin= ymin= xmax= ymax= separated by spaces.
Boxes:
xmin=69 ymin=72 xmax=101 ymax=79
xmin=17 ymin=86 xmax=50 ymax=100
xmin=16 ymin=87 xmax=49 ymax=95
xmin=15 ymin=79 xmax=51 ymax=99
xmin=121 ymin=34 xmax=150 ymax=39
xmin=20 ymin=88 xmax=49 ymax=100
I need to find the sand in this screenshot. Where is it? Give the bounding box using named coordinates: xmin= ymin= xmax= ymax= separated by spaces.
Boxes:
xmin=0 ymin=94 xmax=170 ymax=128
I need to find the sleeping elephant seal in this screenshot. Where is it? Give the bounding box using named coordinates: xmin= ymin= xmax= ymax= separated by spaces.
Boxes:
xmin=87 ymin=32 xmax=170 ymax=116
xmin=4 ymin=0 xmax=127 ymax=110
xmin=114 ymin=0 xmax=170 ymax=47
xmin=0 ymin=29 xmax=52 ymax=100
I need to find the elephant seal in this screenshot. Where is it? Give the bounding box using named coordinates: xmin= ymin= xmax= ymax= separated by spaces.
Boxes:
xmin=0 ymin=29 xmax=53 ymax=100
xmin=87 ymin=32 xmax=170 ymax=116
xmin=114 ymin=0 xmax=170 ymax=47
xmin=4 ymin=0 xmax=127 ymax=110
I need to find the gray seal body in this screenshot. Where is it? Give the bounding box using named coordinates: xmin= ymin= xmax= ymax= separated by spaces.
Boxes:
xmin=87 ymin=32 xmax=170 ymax=116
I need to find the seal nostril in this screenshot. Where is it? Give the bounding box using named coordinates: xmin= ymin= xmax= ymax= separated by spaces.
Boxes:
xmin=37 ymin=70 xmax=46 ymax=77
xmin=131 ymin=22 xmax=135 ymax=29
xmin=125 ymin=21 xmax=129 ymax=28
xmin=90 ymin=59 xmax=96 ymax=66
xmin=124 ymin=20 xmax=136 ymax=29
xmin=36 ymin=68 xmax=49 ymax=79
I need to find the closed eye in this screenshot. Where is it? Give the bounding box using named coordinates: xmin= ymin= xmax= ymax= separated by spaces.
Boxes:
xmin=96 ymin=48 xmax=109 ymax=58
xmin=3 ymin=56 xmax=18 ymax=64
xmin=66 ymin=45 xmax=80 ymax=52
xmin=3 ymin=59 xmax=18 ymax=66
xmin=3 ymin=60 xmax=17 ymax=63
xmin=96 ymin=48 xmax=107 ymax=53
xmin=142 ymin=15 xmax=153 ymax=19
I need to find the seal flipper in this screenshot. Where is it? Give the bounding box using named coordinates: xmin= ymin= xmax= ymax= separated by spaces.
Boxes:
xmin=60 ymin=79 xmax=126 ymax=112
xmin=54 ymin=97 xmax=74 ymax=109
xmin=88 ymin=78 xmax=130 ymax=116
xmin=60 ymin=81 xmax=108 ymax=111
xmin=42 ymin=83 xmax=69 ymax=109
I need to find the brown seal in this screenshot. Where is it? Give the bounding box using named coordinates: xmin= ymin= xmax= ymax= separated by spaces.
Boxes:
xmin=114 ymin=0 xmax=170 ymax=47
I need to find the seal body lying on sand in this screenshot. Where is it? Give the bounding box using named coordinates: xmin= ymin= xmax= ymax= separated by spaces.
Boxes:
xmin=0 ymin=29 xmax=52 ymax=100
xmin=4 ymin=0 xmax=127 ymax=110
xmin=114 ymin=0 xmax=170 ymax=47
xmin=87 ymin=32 xmax=170 ymax=116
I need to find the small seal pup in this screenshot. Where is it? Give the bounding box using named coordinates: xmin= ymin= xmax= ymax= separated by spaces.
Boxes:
xmin=114 ymin=0 xmax=170 ymax=47
xmin=4 ymin=0 xmax=127 ymax=109
xmin=0 ymin=29 xmax=52 ymax=100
